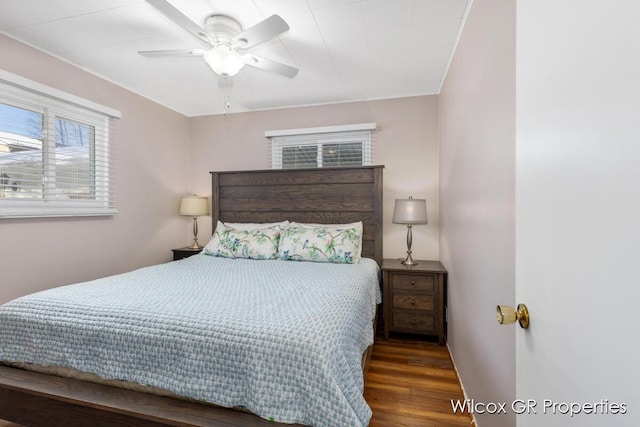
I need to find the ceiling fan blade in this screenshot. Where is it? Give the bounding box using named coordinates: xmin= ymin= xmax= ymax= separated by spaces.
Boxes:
xmin=243 ymin=54 xmax=298 ymax=78
xmin=146 ymin=0 xmax=210 ymax=45
xmin=233 ymin=15 xmax=289 ymax=49
xmin=139 ymin=49 xmax=204 ymax=57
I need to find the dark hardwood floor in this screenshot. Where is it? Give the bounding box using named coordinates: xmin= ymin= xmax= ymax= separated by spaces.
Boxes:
xmin=0 ymin=336 xmax=472 ymax=427
xmin=367 ymin=335 xmax=472 ymax=426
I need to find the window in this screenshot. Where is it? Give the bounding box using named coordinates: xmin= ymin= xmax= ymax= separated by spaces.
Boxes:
xmin=266 ymin=123 xmax=375 ymax=169
xmin=0 ymin=71 xmax=119 ymax=218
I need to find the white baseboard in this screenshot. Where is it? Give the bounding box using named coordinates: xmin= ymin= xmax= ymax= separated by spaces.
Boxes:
xmin=446 ymin=341 xmax=478 ymax=426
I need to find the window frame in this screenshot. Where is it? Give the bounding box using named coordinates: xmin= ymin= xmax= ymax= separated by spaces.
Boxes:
xmin=0 ymin=70 xmax=119 ymax=218
xmin=266 ymin=123 xmax=375 ymax=170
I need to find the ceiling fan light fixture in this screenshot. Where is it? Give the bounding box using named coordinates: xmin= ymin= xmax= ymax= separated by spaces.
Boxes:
xmin=204 ymin=45 xmax=245 ymax=77
xmin=141 ymin=3 xmax=298 ymax=80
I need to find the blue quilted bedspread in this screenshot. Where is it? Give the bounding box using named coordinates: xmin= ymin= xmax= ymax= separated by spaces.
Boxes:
xmin=0 ymin=255 xmax=381 ymax=426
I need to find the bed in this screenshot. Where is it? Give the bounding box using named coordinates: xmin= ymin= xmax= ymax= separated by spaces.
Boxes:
xmin=0 ymin=166 xmax=384 ymax=427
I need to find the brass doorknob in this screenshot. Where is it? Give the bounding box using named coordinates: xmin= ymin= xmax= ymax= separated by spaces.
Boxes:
xmin=496 ymin=304 xmax=529 ymax=329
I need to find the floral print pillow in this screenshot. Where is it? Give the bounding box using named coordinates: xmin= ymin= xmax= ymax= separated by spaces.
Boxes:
xmin=278 ymin=225 xmax=362 ymax=264
xmin=204 ymin=223 xmax=281 ymax=260
xmin=287 ymin=221 xmax=363 ymax=261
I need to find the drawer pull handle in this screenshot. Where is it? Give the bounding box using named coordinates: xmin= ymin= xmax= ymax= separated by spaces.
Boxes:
xmin=410 ymin=281 xmax=416 ymax=286
xmin=411 ymin=299 xmax=416 ymax=305
xmin=410 ymin=319 xmax=416 ymax=325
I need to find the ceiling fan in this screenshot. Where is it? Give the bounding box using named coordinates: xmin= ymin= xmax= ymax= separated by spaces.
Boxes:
xmin=140 ymin=0 xmax=298 ymax=80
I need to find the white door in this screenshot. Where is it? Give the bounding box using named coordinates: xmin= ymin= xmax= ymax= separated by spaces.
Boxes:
xmin=516 ymin=1 xmax=640 ymax=426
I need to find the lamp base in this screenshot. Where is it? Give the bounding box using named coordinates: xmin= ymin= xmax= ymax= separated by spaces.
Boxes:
xmin=401 ymin=224 xmax=419 ymax=265
xmin=401 ymin=252 xmax=418 ymax=266
xmin=187 ymin=241 xmax=203 ymax=250
xmin=188 ymin=217 xmax=203 ymax=250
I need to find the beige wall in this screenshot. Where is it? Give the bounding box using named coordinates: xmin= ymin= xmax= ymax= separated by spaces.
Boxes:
xmin=0 ymin=34 xmax=190 ymax=304
xmin=0 ymin=33 xmax=441 ymax=304
xmin=439 ymin=1 xmax=516 ymax=426
xmin=188 ymin=96 xmax=440 ymax=261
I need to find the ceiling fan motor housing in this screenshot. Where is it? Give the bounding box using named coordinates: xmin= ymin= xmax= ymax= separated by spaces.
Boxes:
xmin=205 ymin=15 xmax=242 ymax=46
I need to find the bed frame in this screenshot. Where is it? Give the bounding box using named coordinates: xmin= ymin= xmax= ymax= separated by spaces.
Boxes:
xmin=0 ymin=166 xmax=384 ymax=427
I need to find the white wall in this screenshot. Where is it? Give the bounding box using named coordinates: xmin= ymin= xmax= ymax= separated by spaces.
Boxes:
xmin=516 ymin=1 xmax=640 ymax=425
xmin=0 ymin=34 xmax=190 ymax=304
xmin=439 ymin=1 xmax=516 ymax=426
xmin=189 ymin=96 xmax=440 ymax=261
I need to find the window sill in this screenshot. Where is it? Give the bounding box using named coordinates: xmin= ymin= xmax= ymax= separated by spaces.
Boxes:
xmin=0 ymin=206 xmax=118 ymax=219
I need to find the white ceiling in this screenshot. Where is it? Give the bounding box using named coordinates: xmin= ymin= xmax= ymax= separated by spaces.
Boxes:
xmin=0 ymin=0 xmax=469 ymax=117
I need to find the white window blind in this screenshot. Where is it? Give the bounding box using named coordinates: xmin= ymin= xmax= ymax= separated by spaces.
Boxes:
xmin=0 ymin=71 xmax=119 ymax=218
xmin=266 ymin=123 xmax=375 ymax=169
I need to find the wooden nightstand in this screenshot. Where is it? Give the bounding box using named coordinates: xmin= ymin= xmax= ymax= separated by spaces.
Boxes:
xmin=171 ymin=247 xmax=202 ymax=261
xmin=382 ymin=258 xmax=448 ymax=345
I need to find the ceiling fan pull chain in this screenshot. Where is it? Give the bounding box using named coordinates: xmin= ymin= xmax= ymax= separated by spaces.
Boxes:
xmin=224 ymin=94 xmax=231 ymax=115
xmin=219 ymin=76 xmax=233 ymax=115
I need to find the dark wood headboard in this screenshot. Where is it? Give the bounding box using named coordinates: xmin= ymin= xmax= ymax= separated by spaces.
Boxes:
xmin=210 ymin=166 xmax=384 ymax=265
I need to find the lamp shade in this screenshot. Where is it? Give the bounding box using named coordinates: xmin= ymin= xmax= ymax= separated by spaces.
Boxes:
xmin=179 ymin=196 xmax=209 ymax=217
xmin=392 ymin=197 xmax=428 ymax=224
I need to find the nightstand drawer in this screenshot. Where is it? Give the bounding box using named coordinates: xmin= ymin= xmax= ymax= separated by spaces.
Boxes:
xmin=392 ymin=311 xmax=434 ymax=332
xmin=392 ymin=274 xmax=434 ymax=292
xmin=392 ymin=294 xmax=434 ymax=311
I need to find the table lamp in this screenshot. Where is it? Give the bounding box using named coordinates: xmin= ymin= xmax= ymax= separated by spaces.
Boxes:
xmin=180 ymin=195 xmax=209 ymax=249
xmin=392 ymin=196 xmax=428 ymax=265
